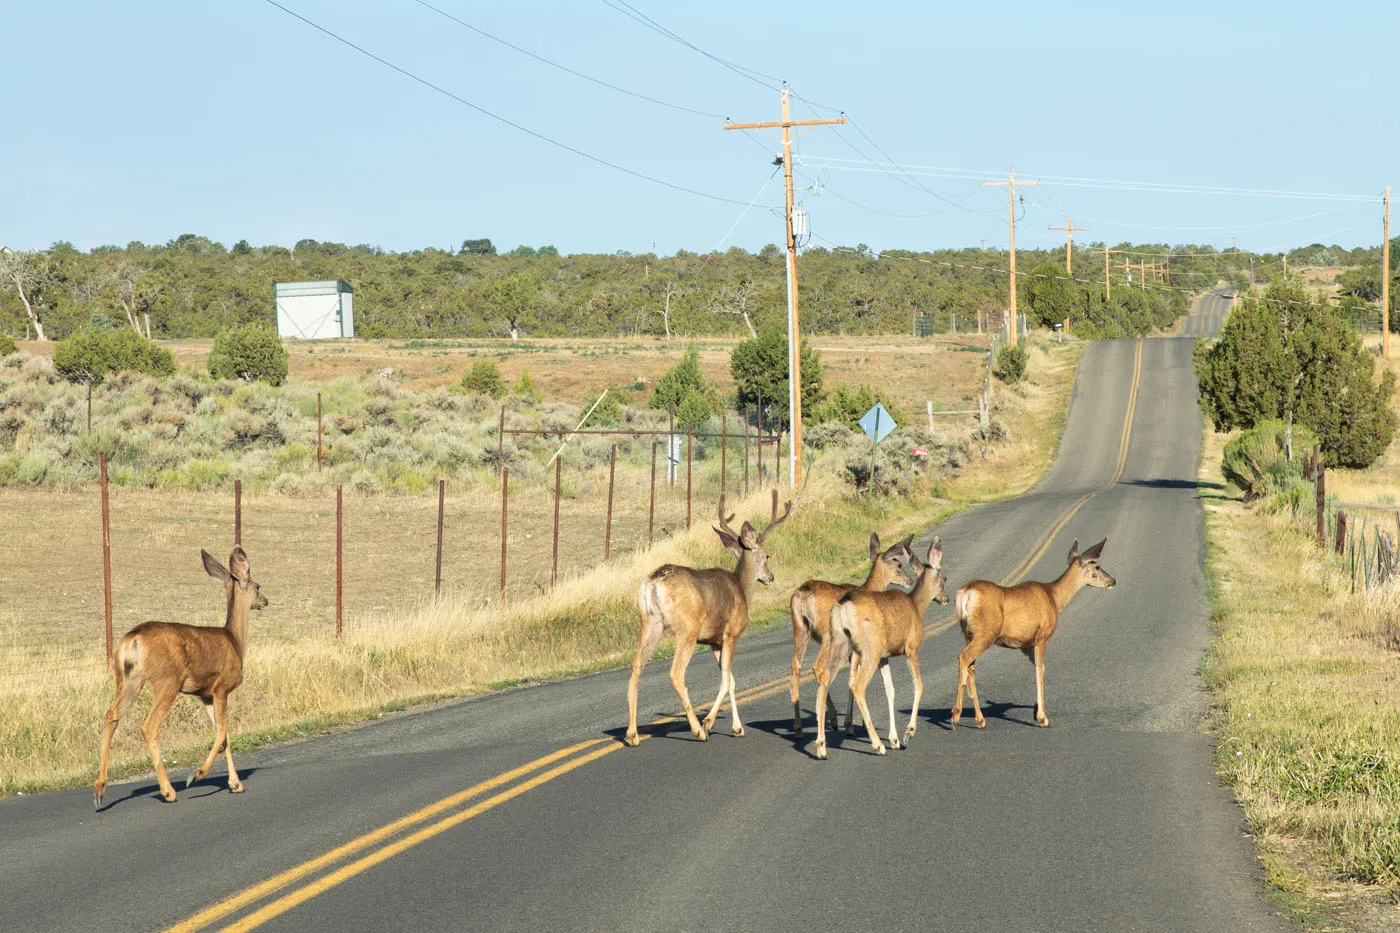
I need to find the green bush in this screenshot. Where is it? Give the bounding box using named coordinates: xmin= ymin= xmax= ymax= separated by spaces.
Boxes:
xmin=460 ymin=359 xmax=506 ymax=399
xmin=52 ymin=328 xmax=175 ymax=385
xmin=996 ymin=343 xmax=1028 ymax=383
xmin=650 ymin=345 xmax=721 ymax=426
xmin=811 ymin=383 xmax=908 ymax=432
xmin=1220 ymin=419 xmax=1317 ymax=500
xmin=0 ymin=334 xmax=16 ymax=357
xmin=581 ymin=386 xmax=623 ymax=426
xmin=513 ymin=369 xmax=541 ymax=401
xmin=208 ymin=323 xmax=289 ymax=386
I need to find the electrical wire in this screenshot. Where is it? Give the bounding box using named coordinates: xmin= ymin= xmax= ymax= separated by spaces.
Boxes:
xmin=598 ymin=0 xmax=782 ymax=92
xmin=407 ymin=0 xmax=725 ymax=119
xmin=261 ymin=0 xmax=755 ymax=207
xmin=713 ymin=167 xmax=782 ymax=251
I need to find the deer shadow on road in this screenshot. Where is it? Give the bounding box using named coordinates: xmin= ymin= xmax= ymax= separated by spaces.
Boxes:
xmin=95 ymin=768 xmax=262 ymax=813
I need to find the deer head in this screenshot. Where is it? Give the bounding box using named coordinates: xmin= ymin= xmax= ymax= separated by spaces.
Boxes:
xmin=714 ymin=489 xmax=795 ymax=586
xmin=868 ymin=532 xmax=915 ymax=589
xmin=202 ymin=546 xmax=268 ymax=610
xmin=1067 ymin=538 xmax=1115 ymax=589
xmin=911 ymin=537 xmax=949 ymax=605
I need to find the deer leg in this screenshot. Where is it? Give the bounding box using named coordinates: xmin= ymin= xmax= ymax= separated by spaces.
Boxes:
xmin=813 ymin=640 xmax=835 ymax=759
xmin=966 ymin=660 xmax=986 ymax=729
xmin=1033 ymin=642 xmax=1050 ymax=727
xmin=904 ymin=649 xmax=923 ymax=745
xmin=188 ymin=696 xmax=222 ymax=787
xmin=790 ymin=613 xmax=811 ymax=736
xmin=140 ymin=683 xmax=180 ymax=802
xmin=703 ymin=646 xmax=728 ymax=732
xmin=214 ymin=691 xmax=243 ymax=792
xmin=721 ymin=640 xmax=743 ymax=737
xmin=851 ymin=652 xmax=886 ymax=755
xmin=880 ymin=660 xmax=900 ymax=750
xmin=668 ymin=638 xmax=706 ymax=741
xmin=94 ymin=673 xmax=144 ymax=809
xmin=954 ymin=635 xmax=993 ymax=729
xmin=624 ymin=607 xmax=665 ymax=747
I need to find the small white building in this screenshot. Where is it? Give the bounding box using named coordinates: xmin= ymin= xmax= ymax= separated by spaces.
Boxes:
xmin=274 ymin=280 xmax=354 ymax=339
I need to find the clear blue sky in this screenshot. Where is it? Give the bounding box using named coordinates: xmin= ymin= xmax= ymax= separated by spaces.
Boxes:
xmin=5 ymin=1 xmax=1397 ymax=257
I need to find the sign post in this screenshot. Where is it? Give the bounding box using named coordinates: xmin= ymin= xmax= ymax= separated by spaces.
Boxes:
xmin=859 ymin=402 xmax=897 ymax=509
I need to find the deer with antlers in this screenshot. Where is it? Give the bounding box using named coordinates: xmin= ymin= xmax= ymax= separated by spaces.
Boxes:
xmin=814 ymin=538 xmax=947 ymax=759
xmin=624 ymin=489 xmax=794 ymax=747
xmin=789 ymin=532 xmax=913 ymax=737
xmin=94 ymin=546 xmax=267 ymax=809
xmin=951 ymin=538 xmax=1115 ymax=729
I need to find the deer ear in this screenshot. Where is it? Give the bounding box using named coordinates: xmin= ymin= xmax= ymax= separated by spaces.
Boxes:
xmin=739 ymin=521 xmax=759 ymax=549
xmin=202 ymin=549 xmax=231 ymax=583
xmin=927 ymin=537 xmax=943 ymax=569
xmin=869 ymin=532 xmax=881 ymax=560
xmin=1067 ymin=539 xmax=1080 ymax=564
xmin=229 ymin=546 xmax=250 ymax=582
xmin=714 ymin=527 xmax=743 ymax=556
xmin=1081 ymin=538 xmax=1106 ymax=561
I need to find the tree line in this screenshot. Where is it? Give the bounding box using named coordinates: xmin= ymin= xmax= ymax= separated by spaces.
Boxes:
xmin=2 ymin=234 xmax=1383 ymax=342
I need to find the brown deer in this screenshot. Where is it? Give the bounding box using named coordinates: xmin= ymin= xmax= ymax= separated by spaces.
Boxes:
xmin=814 ymin=539 xmax=947 ymax=759
xmin=94 ymin=546 xmax=267 ymax=809
xmin=951 ymin=538 xmax=1114 ymax=729
xmin=625 ymin=489 xmax=794 ymax=747
xmin=788 ymin=533 xmax=913 ymax=736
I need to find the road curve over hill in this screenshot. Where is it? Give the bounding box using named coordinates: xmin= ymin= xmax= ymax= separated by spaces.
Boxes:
xmin=0 ymin=290 xmax=1285 ymax=933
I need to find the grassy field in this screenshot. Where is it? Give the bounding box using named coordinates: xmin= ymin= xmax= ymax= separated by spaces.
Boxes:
xmin=0 ymin=336 xmax=1079 ymax=797
xmin=1199 ymin=358 xmax=1400 ymax=926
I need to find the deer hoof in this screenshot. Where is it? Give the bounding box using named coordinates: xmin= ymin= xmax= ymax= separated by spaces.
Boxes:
xmin=160 ymin=788 xmax=178 ymax=803
xmin=889 ymin=737 xmax=902 ymax=751
xmin=815 ymin=743 xmax=828 ymax=760
xmin=1036 ymin=717 xmax=1050 ymax=728
xmin=623 ymin=732 xmax=640 ymax=747
xmin=93 ymin=785 xmax=104 ymax=810
xmin=874 ymin=744 xmax=887 ymax=756
xmin=229 ymin=781 xmax=244 ymax=794
xmin=186 ymin=769 xmax=204 ymax=789
xmin=731 ymin=725 xmax=745 ymax=737
xmin=793 ymin=721 xmax=803 ymax=737
xmin=693 ymin=727 xmax=708 ymax=742
xmin=975 ymin=718 xmax=986 ymax=729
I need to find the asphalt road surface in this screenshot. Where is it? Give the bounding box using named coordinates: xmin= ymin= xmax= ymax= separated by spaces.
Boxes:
xmin=2 ymin=291 xmax=1287 ymax=932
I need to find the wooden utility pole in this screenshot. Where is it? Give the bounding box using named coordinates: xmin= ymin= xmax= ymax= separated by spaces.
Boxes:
xmin=726 ymin=84 xmax=846 ymax=488
xmin=1048 ymin=215 xmax=1091 ymax=274
xmin=1102 ymin=247 xmax=1115 ymax=300
xmin=1384 ymin=186 xmax=1391 ymax=359
xmin=984 ymin=167 xmax=1040 ymax=347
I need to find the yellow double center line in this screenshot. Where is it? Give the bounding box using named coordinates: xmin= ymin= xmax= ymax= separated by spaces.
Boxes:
xmin=169 ymin=338 xmax=1145 ymax=933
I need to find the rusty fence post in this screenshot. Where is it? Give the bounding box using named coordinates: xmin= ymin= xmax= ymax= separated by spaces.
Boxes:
xmin=1316 ymin=454 xmax=1327 ymax=549
xmin=686 ymin=427 xmax=693 ymax=531
xmin=317 ymin=392 xmax=323 ymax=472
xmin=721 ymin=412 xmax=728 ymax=499
xmin=649 ymin=441 xmax=657 ymax=550
xmin=500 ymin=468 xmax=509 ymax=601
xmin=234 ymin=479 xmax=242 ymax=546
xmin=1336 ymin=510 xmax=1348 ymax=556
xmin=100 ymin=452 xmax=113 ymax=663
xmin=604 ymin=444 xmax=616 ymax=563
xmin=552 ymin=456 xmax=562 ymax=589
xmin=498 ymin=405 xmax=506 ymax=477
xmin=435 ymin=478 xmax=445 ymax=600
xmin=336 ymin=485 xmax=343 ymax=637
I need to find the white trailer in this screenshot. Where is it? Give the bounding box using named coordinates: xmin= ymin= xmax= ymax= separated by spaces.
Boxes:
xmin=274 ymin=280 xmax=354 ymax=339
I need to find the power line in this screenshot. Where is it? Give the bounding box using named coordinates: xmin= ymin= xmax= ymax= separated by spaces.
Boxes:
xmin=407 ymin=0 xmax=725 ymax=119
xmin=260 ymin=0 xmax=754 ymax=207
xmin=598 ymin=0 xmax=781 ymax=92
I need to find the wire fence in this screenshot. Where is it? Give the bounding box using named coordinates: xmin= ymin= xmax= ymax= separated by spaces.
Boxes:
xmin=1301 ymin=450 xmax=1400 ymax=592
xmin=0 ymin=415 xmax=785 ymax=689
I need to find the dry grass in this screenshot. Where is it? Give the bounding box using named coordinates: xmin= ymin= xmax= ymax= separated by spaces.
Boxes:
xmin=15 ymin=333 xmax=991 ymax=417
xmin=1200 ymin=426 xmax=1400 ymax=927
xmin=0 ymin=336 xmax=1078 ymax=797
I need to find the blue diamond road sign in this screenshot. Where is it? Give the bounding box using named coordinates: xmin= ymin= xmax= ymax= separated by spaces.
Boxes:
xmin=859 ymin=402 xmax=896 ymax=444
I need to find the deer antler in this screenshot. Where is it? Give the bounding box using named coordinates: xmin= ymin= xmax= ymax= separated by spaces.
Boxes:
xmin=757 ymin=487 xmax=796 ymax=545
xmin=716 ymin=493 xmax=741 ymax=540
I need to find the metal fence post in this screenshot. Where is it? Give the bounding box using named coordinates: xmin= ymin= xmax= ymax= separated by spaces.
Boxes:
xmin=500 ymin=467 xmax=509 ymax=601
xmin=100 ymin=452 xmax=113 ymax=662
xmin=649 ymin=441 xmax=657 ymax=550
xmin=552 ymin=455 xmax=562 ymax=589
xmin=435 ymin=479 xmax=445 ymax=599
xmin=604 ymin=444 xmax=616 ymax=563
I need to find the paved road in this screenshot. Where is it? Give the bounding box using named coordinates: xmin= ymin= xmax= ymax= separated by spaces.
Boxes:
xmin=1 ymin=291 xmax=1284 ymax=932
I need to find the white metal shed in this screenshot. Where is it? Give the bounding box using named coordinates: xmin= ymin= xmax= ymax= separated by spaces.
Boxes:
xmin=274 ymin=280 xmax=354 ymax=339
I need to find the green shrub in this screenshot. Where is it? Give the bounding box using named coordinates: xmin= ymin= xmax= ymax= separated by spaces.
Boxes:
xmin=52 ymin=328 xmax=175 ymax=384
xmin=582 ymin=386 xmax=623 ymax=426
xmin=996 ymin=343 xmax=1028 ymax=383
xmin=513 ymin=369 xmax=541 ymax=402
xmin=208 ymin=323 xmax=289 ymax=386
xmin=650 ymin=345 xmax=721 ymax=426
xmin=1220 ymin=419 xmax=1317 ymax=500
xmin=0 ymin=334 xmax=16 ymax=357
xmin=811 ymin=383 xmax=908 ymax=432
xmin=461 ymin=359 xmax=506 ymax=398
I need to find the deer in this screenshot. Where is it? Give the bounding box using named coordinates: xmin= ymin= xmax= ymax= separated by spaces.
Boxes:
xmin=625 ymin=489 xmax=794 ymax=748
xmin=94 ymin=546 xmax=267 ymax=809
xmin=788 ymin=532 xmax=914 ymax=737
xmin=813 ymin=538 xmax=947 ymax=759
xmin=951 ymin=538 xmax=1115 ymax=730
